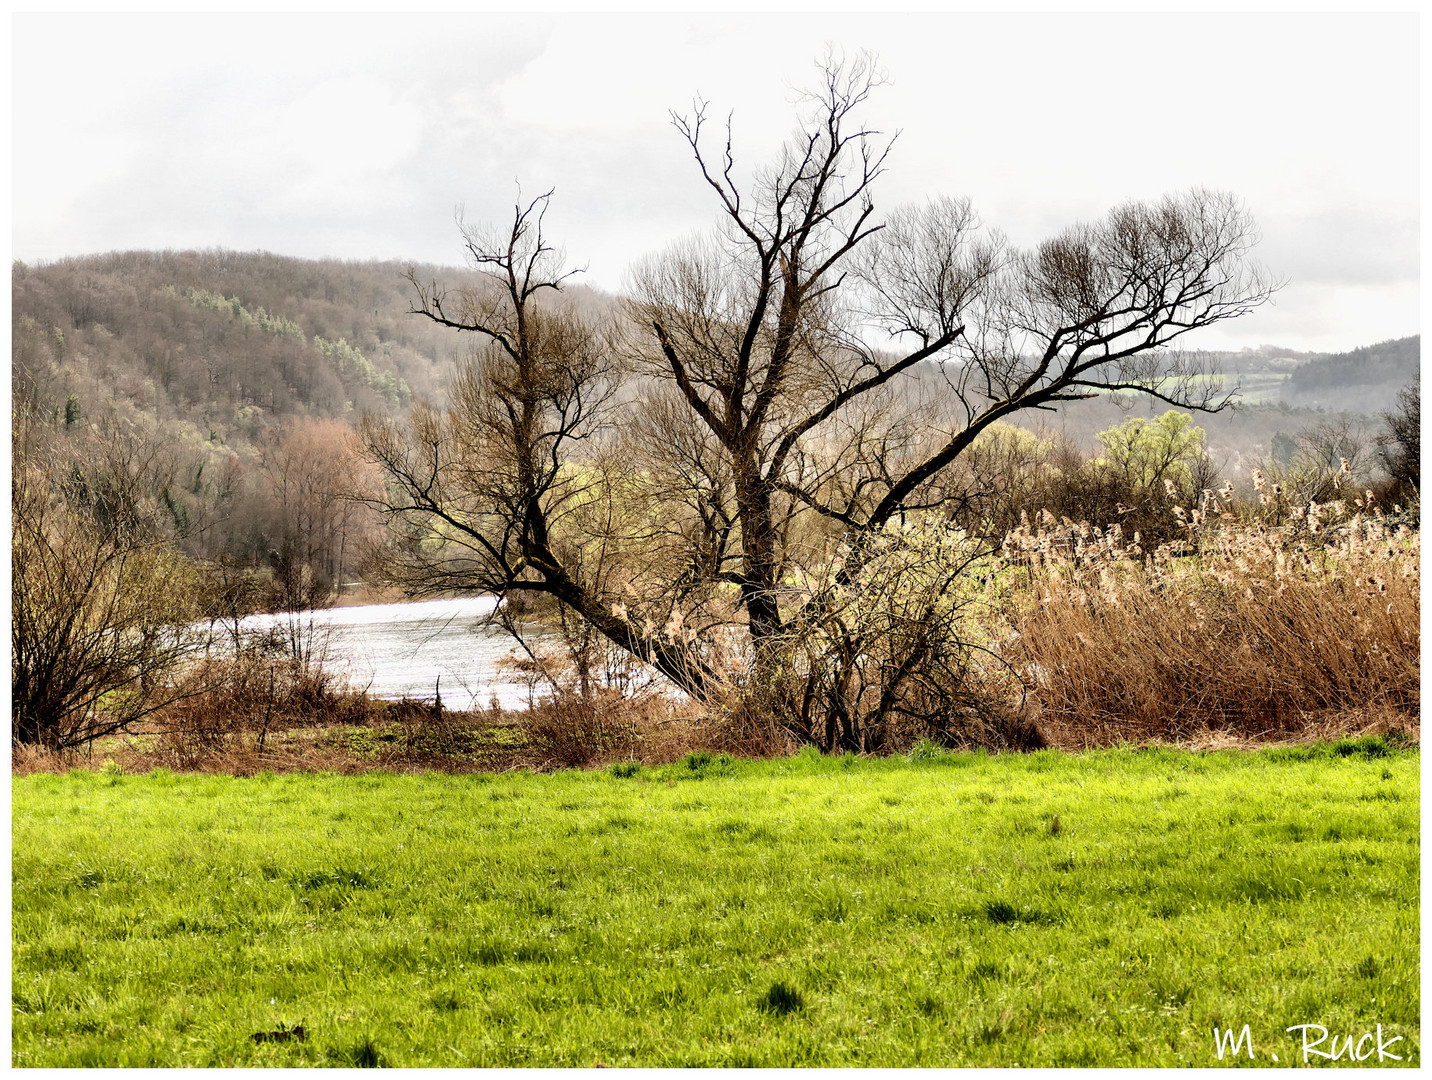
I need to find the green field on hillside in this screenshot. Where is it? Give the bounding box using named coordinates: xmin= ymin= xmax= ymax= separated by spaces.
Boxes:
xmin=11 ymin=743 xmax=1419 ymax=1067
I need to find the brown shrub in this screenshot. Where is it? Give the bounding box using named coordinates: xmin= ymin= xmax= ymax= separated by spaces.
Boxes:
xmin=699 ymin=694 xmax=793 ymax=760
xmin=11 ymin=742 xmax=69 ymax=777
xmin=518 ymin=690 xmax=653 ymax=769
xmin=147 ymin=653 xmax=372 ymax=770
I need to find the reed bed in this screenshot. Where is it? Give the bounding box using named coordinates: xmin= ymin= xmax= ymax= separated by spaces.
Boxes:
xmin=999 ymin=503 xmax=1419 ymax=745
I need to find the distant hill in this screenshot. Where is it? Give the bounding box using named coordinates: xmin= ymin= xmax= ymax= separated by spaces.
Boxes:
xmin=1282 ymin=335 xmax=1420 ymax=414
xmin=16 ymin=249 xmax=1414 ymax=443
xmin=10 ymin=249 xmax=620 ymax=590
xmin=10 ymin=248 xmax=1414 ymax=581
xmin=12 ymin=249 xmax=620 ymax=443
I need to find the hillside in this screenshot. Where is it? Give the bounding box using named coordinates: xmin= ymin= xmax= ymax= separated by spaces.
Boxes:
xmin=11 ymin=251 xmax=621 ymax=591
xmin=12 ymin=249 xmax=614 ymax=440
xmin=14 ymin=251 xmax=1417 ymax=445
xmin=10 ymin=250 xmax=1416 ymax=589
xmin=1282 ymin=335 xmax=1420 ymax=413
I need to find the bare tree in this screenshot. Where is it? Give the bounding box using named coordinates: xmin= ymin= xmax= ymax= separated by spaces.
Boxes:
xmin=367 ymin=54 xmax=1276 ymax=750
xmin=11 ymin=419 xmax=211 ymax=750
xmin=625 ymin=55 xmax=1272 ymax=744
xmin=361 ymin=194 xmax=717 ymax=694
xmin=1267 ymin=417 xmax=1379 ymax=508
xmin=256 ymin=416 xmax=381 ymax=610
xmin=1377 ymin=382 xmax=1419 ymax=502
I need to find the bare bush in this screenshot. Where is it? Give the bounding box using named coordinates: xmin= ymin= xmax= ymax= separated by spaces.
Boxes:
xmin=11 ymin=427 xmax=212 ymax=751
xmin=494 ymin=621 xmax=656 ymax=768
xmin=150 ymin=649 xmax=363 ymax=769
xmin=1377 ymin=383 xmax=1419 ymax=514
xmin=517 ymin=694 xmax=628 ymax=768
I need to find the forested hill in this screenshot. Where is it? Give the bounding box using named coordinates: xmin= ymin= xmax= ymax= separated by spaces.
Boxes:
xmin=1283 ymin=335 xmax=1420 ymax=413
xmin=13 ymin=250 xmax=1417 ymax=446
xmin=10 ymin=250 xmax=1417 ymax=572
xmin=10 ymin=250 xmax=621 ymax=594
xmin=11 ymin=249 xmax=615 ymax=446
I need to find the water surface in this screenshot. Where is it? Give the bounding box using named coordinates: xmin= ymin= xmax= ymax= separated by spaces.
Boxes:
xmin=235 ymin=597 xmax=546 ymax=710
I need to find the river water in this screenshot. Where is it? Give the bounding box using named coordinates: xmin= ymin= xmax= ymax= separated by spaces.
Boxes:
xmin=232 ymin=597 xmax=546 ymax=710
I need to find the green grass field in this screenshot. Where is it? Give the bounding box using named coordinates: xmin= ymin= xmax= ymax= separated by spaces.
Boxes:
xmin=12 ymin=741 xmax=1419 ymax=1067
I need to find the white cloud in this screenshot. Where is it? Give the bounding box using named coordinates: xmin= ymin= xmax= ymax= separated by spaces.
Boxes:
xmin=9 ymin=11 xmax=1420 ymax=351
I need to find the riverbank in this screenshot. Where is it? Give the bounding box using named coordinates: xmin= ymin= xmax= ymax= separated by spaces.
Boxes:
xmin=14 ymin=697 xmax=1415 ymax=780
xmin=331 ymin=583 xmax=412 ymax=608
xmin=11 ymin=740 xmax=1419 ymax=1066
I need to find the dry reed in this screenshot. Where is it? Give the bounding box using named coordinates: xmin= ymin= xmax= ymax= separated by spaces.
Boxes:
xmin=998 ymin=502 xmax=1419 ymax=745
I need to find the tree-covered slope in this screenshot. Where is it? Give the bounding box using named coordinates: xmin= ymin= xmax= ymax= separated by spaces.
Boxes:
xmin=1283 ymin=335 xmax=1420 ymax=412
xmin=13 ymin=250 xmax=488 ymax=443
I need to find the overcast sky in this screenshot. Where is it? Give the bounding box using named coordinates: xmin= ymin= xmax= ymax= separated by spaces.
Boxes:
xmin=11 ymin=11 xmax=1420 ymax=354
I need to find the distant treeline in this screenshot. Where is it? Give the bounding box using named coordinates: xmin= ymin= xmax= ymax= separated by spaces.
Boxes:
xmin=1283 ymin=335 xmax=1419 ymax=411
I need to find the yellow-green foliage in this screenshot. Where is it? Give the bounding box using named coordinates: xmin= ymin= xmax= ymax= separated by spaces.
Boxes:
xmin=313 ymin=337 xmax=410 ymax=408
xmin=970 ymin=421 xmax=1057 ymax=464
xmin=163 ymin=285 xmax=306 ymax=341
xmin=1092 ymin=410 xmax=1206 ymax=492
xmin=824 ymin=519 xmax=999 ymax=645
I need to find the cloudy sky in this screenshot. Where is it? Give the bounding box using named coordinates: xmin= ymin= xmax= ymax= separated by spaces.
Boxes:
xmin=11 ymin=11 xmax=1419 ymax=354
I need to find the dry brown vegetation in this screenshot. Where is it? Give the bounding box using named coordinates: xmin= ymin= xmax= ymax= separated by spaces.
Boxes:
xmin=15 ymin=653 xmax=761 ymax=777
xmin=21 ymin=496 xmax=1416 ymax=779
xmin=999 ymin=500 xmax=1419 ymax=746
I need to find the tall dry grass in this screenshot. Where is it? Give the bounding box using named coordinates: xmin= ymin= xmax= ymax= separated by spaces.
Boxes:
xmin=999 ymin=502 xmax=1419 ymax=745
xmin=144 ymin=653 xmax=375 ymax=769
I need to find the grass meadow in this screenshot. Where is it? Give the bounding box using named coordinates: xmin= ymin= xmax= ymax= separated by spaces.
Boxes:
xmin=11 ymin=739 xmax=1419 ymax=1067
